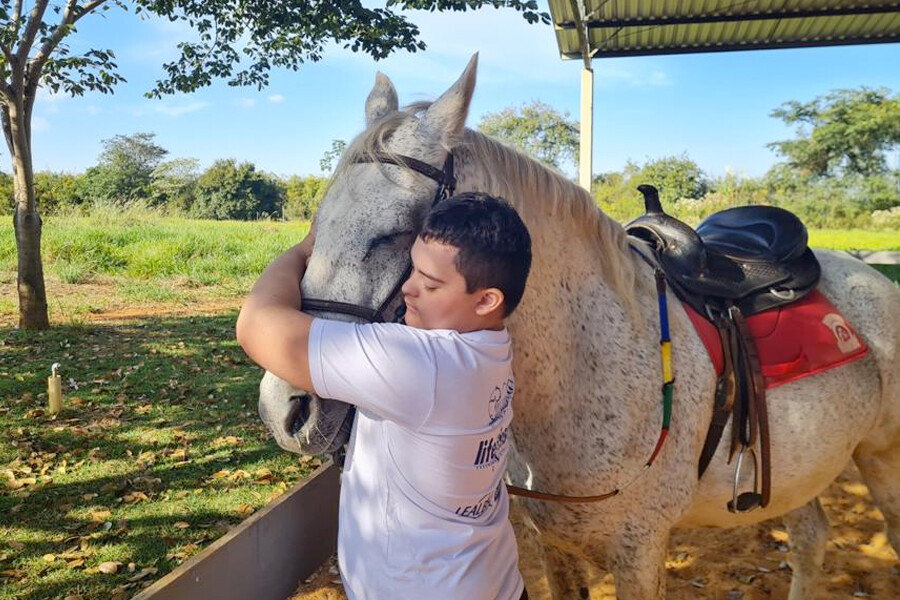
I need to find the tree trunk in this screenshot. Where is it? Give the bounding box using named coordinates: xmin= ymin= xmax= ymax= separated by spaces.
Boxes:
xmin=5 ymin=97 xmax=49 ymax=329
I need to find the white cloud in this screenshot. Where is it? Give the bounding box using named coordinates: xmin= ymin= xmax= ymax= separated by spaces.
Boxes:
xmin=87 ymin=105 xmax=103 ymax=115
xmin=237 ymin=98 xmax=256 ymax=108
xmin=325 ymin=7 xmax=670 ymax=94
xmin=154 ymin=101 xmax=210 ymax=116
xmin=268 ymin=94 xmax=285 ymax=103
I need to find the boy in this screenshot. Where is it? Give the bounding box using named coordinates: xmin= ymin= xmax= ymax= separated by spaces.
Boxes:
xmin=236 ymin=192 xmax=532 ymax=600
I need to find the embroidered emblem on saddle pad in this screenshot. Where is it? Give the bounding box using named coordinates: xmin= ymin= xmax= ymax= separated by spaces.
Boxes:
xmin=684 ymin=290 xmax=869 ymax=389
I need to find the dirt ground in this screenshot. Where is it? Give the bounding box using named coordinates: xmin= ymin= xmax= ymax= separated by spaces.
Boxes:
xmin=290 ymin=464 xmax=898 ymax=599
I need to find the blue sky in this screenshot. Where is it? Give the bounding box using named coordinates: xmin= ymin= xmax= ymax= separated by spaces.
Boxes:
xmin=27 ymin=3 xmax=900 ymax=180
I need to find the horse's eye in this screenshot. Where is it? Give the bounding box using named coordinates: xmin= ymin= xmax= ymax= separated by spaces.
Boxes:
xmin=363 ymin=230 xmax=415 ymax=261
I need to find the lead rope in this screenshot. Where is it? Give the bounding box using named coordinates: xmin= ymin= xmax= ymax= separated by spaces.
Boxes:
xmin=506 ymin=249 xmax=674 ymax=503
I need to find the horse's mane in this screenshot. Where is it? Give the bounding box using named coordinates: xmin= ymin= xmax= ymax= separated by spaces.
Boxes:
xmin=332 ymin=102 xmax=638 ymax=309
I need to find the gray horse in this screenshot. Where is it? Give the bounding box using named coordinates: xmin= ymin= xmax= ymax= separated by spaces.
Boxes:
xmin=258 ymin=56 xmax=900 ymax=599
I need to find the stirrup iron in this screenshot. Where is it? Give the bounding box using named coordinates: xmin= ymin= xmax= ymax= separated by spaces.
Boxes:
xmin=728 ymin=446 xmax=763 ymax=513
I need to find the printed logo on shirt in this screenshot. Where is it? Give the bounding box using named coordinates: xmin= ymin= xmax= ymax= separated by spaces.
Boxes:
xmin=488 ymin=377 xmax=515 ymax=425
xmin=473 ymin=425 xmax=510 ymax=470
xmin=455 ymin=482 xmax=504 ymax=519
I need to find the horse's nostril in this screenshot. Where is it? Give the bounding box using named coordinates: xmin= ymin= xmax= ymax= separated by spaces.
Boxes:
xmin=297 ymin=395 xmax=312 ymax=424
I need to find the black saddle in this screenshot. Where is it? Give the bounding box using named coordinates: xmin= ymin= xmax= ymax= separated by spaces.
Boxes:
xmin=625 ymin=184 xmax=822 ymax=514
xmin=626 ymin=185 xmax=821 ymax=316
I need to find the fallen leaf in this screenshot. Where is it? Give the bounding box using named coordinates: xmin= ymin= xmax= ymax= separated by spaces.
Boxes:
xmin=236 ymin=503 xmax=255 ymax=516
xmin=82 ymin=493 xmax=98 ymax=502
xmin=91 ymin=509 xmax=112 ymax=521
xmin=121 ymin=491 xmax=149 ymax=503
xmin=66 ymin=559 xmax=85 ymax=569
xmin=43 ymin=553 xmax=56 ymax=562
xmin=173 ymin=521 xmax=190 ymax=530
xmin=9 ymin=541 xmax=25 ymax=550
xmin=0 ymin=569 xmax=26 ymax=579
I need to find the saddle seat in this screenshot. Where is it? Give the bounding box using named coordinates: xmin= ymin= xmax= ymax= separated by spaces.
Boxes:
xmin=626 ymin=185 xmax=821 ymax=316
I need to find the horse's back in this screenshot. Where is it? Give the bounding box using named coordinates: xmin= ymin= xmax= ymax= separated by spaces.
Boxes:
xmin=681 ymin=250 xmax=897 ymax=528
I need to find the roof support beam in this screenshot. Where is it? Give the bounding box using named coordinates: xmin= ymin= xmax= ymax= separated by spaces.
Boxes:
xmin=555 ymin=4 xmax=900 ymax=30
xmin=569 ymin=0 xmax=595 ymax=191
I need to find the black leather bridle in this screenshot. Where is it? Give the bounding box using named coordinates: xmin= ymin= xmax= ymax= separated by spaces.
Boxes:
xmin=300 ymin=151 xmax=457 ymax=323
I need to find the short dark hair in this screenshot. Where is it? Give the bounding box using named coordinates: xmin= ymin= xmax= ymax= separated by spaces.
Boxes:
xmin=419 ymin=192 xmax=532 ymax=317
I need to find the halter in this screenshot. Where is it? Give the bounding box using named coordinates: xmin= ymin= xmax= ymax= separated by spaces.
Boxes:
xmin=300 ymin=151 xmax=456 ymax=323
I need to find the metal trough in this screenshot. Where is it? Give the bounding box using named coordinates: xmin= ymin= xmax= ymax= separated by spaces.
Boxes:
xmin=132 ymin=461 xmax=340 ymax=600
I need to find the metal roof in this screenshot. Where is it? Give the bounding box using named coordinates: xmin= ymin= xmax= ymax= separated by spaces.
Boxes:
xmin=549 ymin=1 xmax=900 ymax=62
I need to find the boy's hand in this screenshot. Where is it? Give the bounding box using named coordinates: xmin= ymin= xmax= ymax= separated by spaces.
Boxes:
xmin=236 ymin=221 xmax=318 ymax=393
xmin=293 ymin=221 xmax=317 ymax=271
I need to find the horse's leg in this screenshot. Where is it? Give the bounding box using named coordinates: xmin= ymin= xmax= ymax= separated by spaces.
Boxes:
xmin=607 ymin=524 xmax=668 ymax=600
xmin=854 ymin=443 xmax=900 ymax=558
xmin=782 ymin=498 xmax=829 ymax=600
xmin=540 ymin=543 xmax=591 ymax=600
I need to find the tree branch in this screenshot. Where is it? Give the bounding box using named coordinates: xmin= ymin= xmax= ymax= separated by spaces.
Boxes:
xmin=12 ymin=0 xmax=23 ymax=28
xmin=74 ymin=0 xmax=109 ymax=23
xmin=16 ymin=0 xmax=51 ymax=67
xmin=27 ymin=0 xmax=105 ymax=84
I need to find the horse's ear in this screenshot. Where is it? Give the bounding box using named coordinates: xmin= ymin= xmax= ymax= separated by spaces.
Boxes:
xmin=365 ymin=72 xmax=399 ymax=126
xmin=419 ymin=53 xmax=478 ymax=145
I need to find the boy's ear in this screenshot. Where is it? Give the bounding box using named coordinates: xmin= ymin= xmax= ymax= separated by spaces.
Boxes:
xmin=474 ymin=287 xmax=505 ymax=318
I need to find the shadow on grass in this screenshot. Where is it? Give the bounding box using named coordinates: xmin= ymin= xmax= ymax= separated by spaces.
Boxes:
xmin=0 ymin=313 xmax=320 ymax=600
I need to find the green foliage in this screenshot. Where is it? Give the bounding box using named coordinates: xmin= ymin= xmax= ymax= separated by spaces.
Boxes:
xmin=769 ymin=87 xmax=900 ymax=177
xmin=319 ymin=139 xmax=347 ymax=173
xmin=478 ymin=101 xmax=579 ymax=171
xmin=137 ymin=0 xmax=548 ymax=97
xmin=632 ymin=154 xmax=709 ymax=204
xmin=594 ymin=156 xmax=709 ymax=222
xmin=34 ymin=171 xmax=88 ymax=213
xmin=150 ymin=158 xmax=200 ymax=212
xmin=83 ymin=133 xmax=169 ymax=204
xmin=192 ymin=159 xmax=284 ymax=220
xmin=0 ymin=171 xmax=14 ymax=214
xmin=283 ymin=175 xmax=329 ymax=220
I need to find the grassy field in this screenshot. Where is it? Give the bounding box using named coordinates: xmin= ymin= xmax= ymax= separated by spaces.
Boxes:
xmin=0 ymin=213 xmax=309 ymax=325
xmin=1 ymin=214 xmax=898 ymax=599
xmin=0 ymin=315 xmax=326 ymax=600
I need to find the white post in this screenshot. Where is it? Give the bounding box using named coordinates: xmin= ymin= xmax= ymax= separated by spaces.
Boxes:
xmin=579 ymin=67 xmax=594 ymax=192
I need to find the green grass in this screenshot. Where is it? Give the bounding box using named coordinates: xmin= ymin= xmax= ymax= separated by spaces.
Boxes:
xmin=872 ymin=264 xmax=900 ymax=284
xmin=808 ymin=229 xmax=900 ymax=251
xmin=0 ymin=214 xmax=309 ymax=286
xmin=0 ymin=315 xmax=325 ymax=600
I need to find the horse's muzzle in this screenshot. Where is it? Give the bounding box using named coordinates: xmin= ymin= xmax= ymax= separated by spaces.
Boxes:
xmin=258 ymin=371 xmax=355 ymax=456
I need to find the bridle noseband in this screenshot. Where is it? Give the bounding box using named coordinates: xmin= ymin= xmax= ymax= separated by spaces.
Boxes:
xmin=300 ymin=151 xmax=456 ymax=323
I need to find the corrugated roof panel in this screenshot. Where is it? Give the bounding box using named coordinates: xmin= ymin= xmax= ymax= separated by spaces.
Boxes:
xmin=549 ymin=0 xmax=900 ymax=59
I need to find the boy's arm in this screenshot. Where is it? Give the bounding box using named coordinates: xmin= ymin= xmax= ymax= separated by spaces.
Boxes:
xmin=236 ymin=233 xmax=316 ymax=392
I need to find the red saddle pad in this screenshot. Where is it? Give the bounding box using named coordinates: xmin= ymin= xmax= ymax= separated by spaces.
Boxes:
xmin=683 ymin=290 xmax=869 ymax=389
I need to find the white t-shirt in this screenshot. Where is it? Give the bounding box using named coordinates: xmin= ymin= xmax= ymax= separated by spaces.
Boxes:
xmin=308 ymin=319 xmax=524 ymax=600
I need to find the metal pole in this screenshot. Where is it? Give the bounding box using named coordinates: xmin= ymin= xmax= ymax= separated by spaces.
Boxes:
xmin=579 ymin=67 xmax=594 ymax=191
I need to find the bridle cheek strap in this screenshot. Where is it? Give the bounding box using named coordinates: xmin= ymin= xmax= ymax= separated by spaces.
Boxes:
xmin=300 ymin=152 xmax=455 ymax=324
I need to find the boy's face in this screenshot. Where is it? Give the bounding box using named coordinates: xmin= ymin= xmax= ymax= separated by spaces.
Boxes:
xmin=401 ymin=237 xmax=504 ymax=331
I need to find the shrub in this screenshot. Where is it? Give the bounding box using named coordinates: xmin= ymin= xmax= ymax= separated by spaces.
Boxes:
xmin=192 ymin=159 xmax=284 ymax=220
